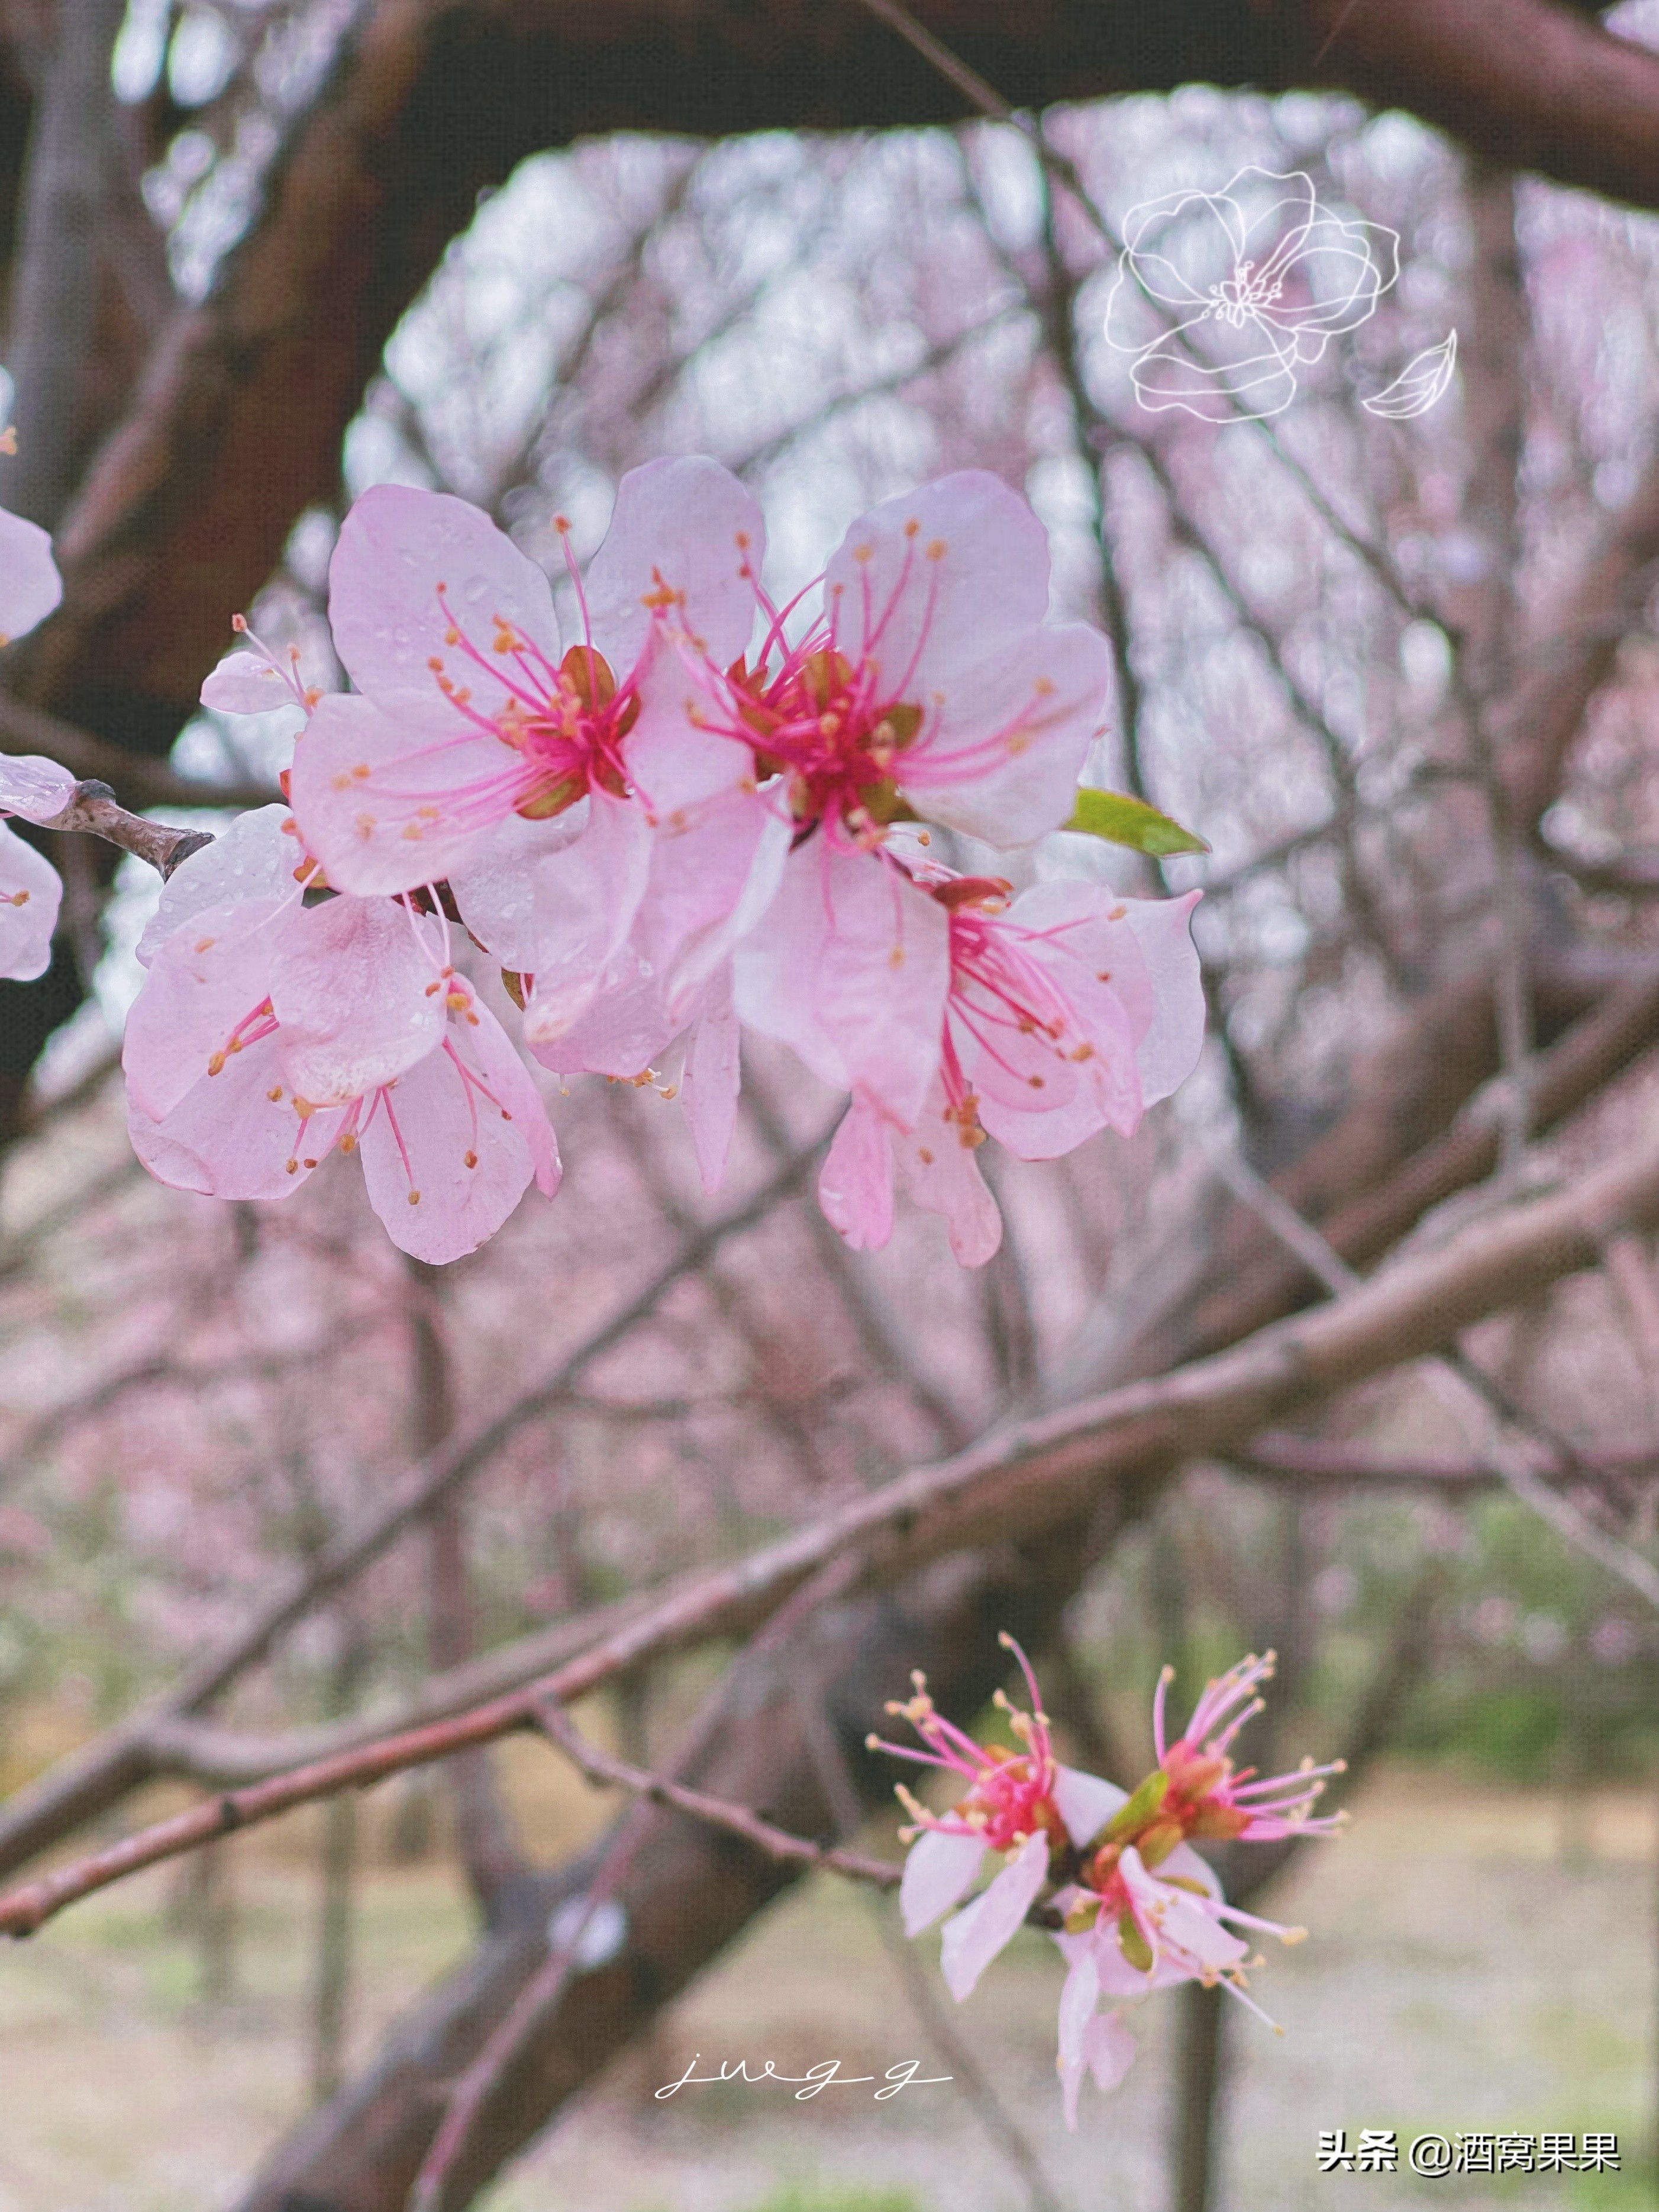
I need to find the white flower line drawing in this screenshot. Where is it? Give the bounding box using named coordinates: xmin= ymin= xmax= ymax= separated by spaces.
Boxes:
xmin=1102 ymin=165 xmax=1451 ymax=425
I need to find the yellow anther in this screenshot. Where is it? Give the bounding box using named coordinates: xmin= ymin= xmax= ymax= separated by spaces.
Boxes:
xmin=207 ymin=1051 xmax=226 ymax=1076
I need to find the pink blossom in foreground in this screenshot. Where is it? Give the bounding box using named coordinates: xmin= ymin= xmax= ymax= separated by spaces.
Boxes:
xmin=288 ymin=460 xmax=767 ymax=1042
xmin=199 ymin=613 xmax=325 ymax=719
xmin=876 ymin=1640 xmax=1341 ymax=2129
xmin=814 ymin=864 xmax=1205 ymax=1263
xmin=0 ymin=750 xmax=76 ymax=980
xmin=699 ymin=471 xmax=1112 ymax=850
xmin=709 ymin=475 xmax=1113 ymax=1132
xmin=123 ymin=808 xmax=559 ymax=1262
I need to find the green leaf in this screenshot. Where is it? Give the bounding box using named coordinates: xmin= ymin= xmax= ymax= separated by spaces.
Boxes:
xmin=1063 ymin=787 xmax=1211 ymax=857
xmin=1100 ymin=1767 xmax=1170 ymax=1843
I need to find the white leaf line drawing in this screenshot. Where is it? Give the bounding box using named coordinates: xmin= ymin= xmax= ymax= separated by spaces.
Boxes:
xmin=1362 ymin=330 xmax=1458 ymax=420
xmin=1103 ymin=166 xmax=1402 ymax=424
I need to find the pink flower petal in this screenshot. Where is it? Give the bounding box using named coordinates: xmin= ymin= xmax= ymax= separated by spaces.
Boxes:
xmin=0 ymin=821 xmax=61 ymax=981
xmin=582 ymin=456 xmax=763 ymax=678
xmin=631 ymin=787 xmax=789 ymax=1015
xmin=0 ymin=752 xmax=76 ymax=825
xmin=893 ymin=1086 xmax=1002 ymax=1266
xmin=732 ymin=842 xmax=948 ymax=1130
xmin=126 ymin=1033 xmax=343 ymax=1202
xmin=200 ymin=646 xmax=302 ymax=717
xmin=818 ymin=1098 xmax=896 ymax=1253
xmin=624 ymin=656 xmax=758 ymax=822
xmin=938 ymin=1830 xmax=1048 ymax=2002
xmin=327 ymin=483 xmax=560 ymax=709
xmin=682 ymin=999 xmax=741 ymax=1195
xmin=1057 ymin=1945 xmax=1101 ymax=2131
xmin=519 ymin=794 xmax=654 ymax=1047
xmin=905 ymin=623 xmax=1110 ymax=847
xmin=137 ymin=805 xmax=299 ymax=966
xmin=900 ymin=1827 xmax=986 ymax=1939
xmin=447 ymin=805 xmax=591 ymax=973
xmin=1121 ymin=888 xmax=1205 ymax=1106
xmin=530 ymin=949 xmax=673 ymax=1078
xmin=1085 ymin=2010 xmax=1137 ymax=2095
xmin=269 ymin=895 xmax=445 ymax=1108
xmin=1051 ymin=1766 xmax=1127 ymax=1853
xmin=0 ymin=508 xmax=62 ymax=645
xmin=825 ymin=473 xmax=1050 ymax=705
xmin=123 ymin=895 xmax=291 ymax=1122
xmin=290 ymin=691 xmax=521 ymax=898
xmin=356 ymin=1007 xmax=556 ymax=1262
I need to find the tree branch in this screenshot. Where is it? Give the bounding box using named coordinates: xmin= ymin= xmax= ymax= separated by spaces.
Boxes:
xmin=12 ymin=1113 xmax=1659 ymax=1933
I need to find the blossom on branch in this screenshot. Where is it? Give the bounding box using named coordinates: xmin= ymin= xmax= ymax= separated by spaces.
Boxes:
xmin=288 ymin=459 xmax=768 ymax=1047
xmin=876 ymin=1639 xmax=1342 ymax=2128
xmin=122 ymin=808 xmax=560 ymax=1261
xmin=816 ymin=861 xmax=1205 ymax=1263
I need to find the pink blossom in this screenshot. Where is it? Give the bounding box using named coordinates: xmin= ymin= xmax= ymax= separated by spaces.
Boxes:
xmin=815 ymin=867 xmax=1205 ymax=1263
xmin=123 ymin=808 xmax=560 ymax=1262
xmin=699 ymin=471 xmax=1112 ymax=849
xmin=199 ymin=614 xmax=324 ymax=718
xmin=877 ymin=1639 xmax=1341 ymax=2130
xmin=0 ymin=501 xmax=62 ymax=647
xmin=287 ymin=460 xmax=766 ymax=1038
xmin=1151 ymin=1650 xmax=1347 ymax=1842
xmin=870 ymin=1633 xmax=1125 ymax=2000
xmin=0 ymin=750 xmax=77 ymax=981
xmin=0 ymin=823 xmax=62 ymax=981
xmin=1045 ymin=1649 xmax=1340 ymax=2126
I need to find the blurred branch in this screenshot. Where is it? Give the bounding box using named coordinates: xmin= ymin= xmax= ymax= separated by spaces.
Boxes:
xmin=14 ymin=1113 xmax=1659 ymax=1929
xmin=1232 ymin=1431 xmax=1652 ymax=1494
xmin=0 ymin=0 xmax=126 ymax=526
xmin=407 ymin=1257 xmax=528 ymax=1919
xmin=0 ymin=1140 xmax=824 ymax=1880
xmin=1208 ymin=1137 xmax=1659 ymax=1605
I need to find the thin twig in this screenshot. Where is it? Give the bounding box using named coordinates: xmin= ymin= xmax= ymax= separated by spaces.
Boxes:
xmin=534 ymin=1699 xmax=900 ymax=1891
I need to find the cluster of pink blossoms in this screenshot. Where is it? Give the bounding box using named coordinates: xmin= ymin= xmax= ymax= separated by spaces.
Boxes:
xmin=873 ymin=1639 xmax=1344 ymax=2127
xmin=10 ymin=456 xmax=1207 ymax=1263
